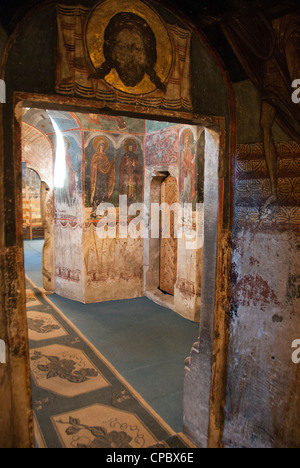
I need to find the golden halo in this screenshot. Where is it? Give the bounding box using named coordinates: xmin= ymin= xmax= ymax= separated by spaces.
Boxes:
xmin=85 ymin=0 xmax=173 ymax=95
xmin=124 ymin=138 xmax=138 ymax=153
xmin=181 ymin=128 xmax=193 ymax=145
xmin=93 ymin=135 xmax=109 ymax=151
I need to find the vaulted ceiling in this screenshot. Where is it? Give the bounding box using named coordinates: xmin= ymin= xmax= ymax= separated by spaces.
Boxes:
xmin=0 ymin=0 xmax=299 ymax=83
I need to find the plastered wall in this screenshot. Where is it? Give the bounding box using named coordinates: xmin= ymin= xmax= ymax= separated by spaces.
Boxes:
xmin=48 ymin=115 xmax=204 ymax=315
xmin=222 ymin=80 xmax=300 ymax=448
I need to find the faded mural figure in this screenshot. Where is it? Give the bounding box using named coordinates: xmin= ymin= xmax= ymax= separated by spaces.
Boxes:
xmin=180 ymin=129 xmax=196 ymax=204
xmin=221 ymin=4 xmax=300 ymax=208
xmin=119 ymin=138 xmax=143 ymax=204
xmin=259 ymin=12 xmax=300 ymax=208
xmin=89 ymin=12 xmax=166 ymax=92
xmin=90 ymin=136 xmax=116 ymax=218
xmin=57 ymin=137 xmax=77 ymax=207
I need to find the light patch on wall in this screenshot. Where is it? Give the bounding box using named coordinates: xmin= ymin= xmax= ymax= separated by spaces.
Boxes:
xmin=50 ymin=116 xmax=66 ymax=188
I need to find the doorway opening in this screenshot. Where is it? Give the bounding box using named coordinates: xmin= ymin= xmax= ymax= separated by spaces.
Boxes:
xmin=22 ymin=167 xmax=43 ymax=241
xmin=18 ymin=99 xmax=222 ymax=448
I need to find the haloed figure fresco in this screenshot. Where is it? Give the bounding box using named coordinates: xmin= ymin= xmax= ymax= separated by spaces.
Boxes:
xmin=119 ymin=138 xmax=143 ymax=205
xmin=90 ymin=12 xmax=166 ymax=92
xmin=180 ymin=129 xmax=196 ymax=204
xmin=90 ymin=136 xmax=116 ymax=218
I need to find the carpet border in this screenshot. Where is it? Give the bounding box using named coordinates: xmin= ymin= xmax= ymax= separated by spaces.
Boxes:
xmin=26 ymin=275 xmax=177 ymax=438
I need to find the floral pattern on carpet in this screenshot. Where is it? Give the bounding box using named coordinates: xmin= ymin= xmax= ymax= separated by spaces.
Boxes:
xmin=26 ymin=278 xmax=191 ymax=449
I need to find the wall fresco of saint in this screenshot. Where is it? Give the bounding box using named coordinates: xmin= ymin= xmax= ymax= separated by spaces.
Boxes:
xmin=145 ymin=122 xmax=204 ymax=206
xmin=84 ymin=130 xmax=144 ymax=215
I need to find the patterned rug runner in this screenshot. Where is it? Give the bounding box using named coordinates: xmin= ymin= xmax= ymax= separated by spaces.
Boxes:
xmin=26 ymin=277 xmax=193 ymax=449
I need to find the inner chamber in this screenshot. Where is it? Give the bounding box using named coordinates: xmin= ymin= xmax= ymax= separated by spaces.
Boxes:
xmin=22 ymin=108 xmax=205 ymax=322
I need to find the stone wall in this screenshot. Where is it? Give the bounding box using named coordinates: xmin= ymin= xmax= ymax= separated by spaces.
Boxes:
xmin=222 ymin=81 xmax=300 ymax=448
xmin=224 ymin=230 xmax=300 ymax=448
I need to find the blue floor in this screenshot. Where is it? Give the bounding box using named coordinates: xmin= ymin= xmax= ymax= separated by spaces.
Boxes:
xmin=24 ymin=240 xmax=199 ymax=433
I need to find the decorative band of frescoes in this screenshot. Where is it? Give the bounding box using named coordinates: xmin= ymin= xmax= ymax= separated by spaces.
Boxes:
xmin=53 ymin=123 xmax=205 ymax=227
xmin=86 ymin=268 xmax=143 ymax=287
xmin=145 ymin=126 xmax=180 ymax=167
xmin=55 ymin=220 xmax=83 ymax=229
xmin=23 ymin=107 xmax=208 ymax=229
xmin=176 ymin=278 xmax=200 ymax=298
xmin=234 ymin=141 xmax=300 ymax=233
xmin=55 ymin=265 xmax=81 ymax=284
xmin=55 ymin=218 xmax=147 ymax=231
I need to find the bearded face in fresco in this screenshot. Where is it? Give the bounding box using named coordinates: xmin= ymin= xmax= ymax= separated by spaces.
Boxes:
xmin=91 ymin=12 xmax=166 ymax=92
xmin=111 ymin=28 xmax=148 ymax=88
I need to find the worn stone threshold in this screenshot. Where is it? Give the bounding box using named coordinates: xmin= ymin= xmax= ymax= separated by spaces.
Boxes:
xmin=145 ymin=289 xmax=176 ymax=312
